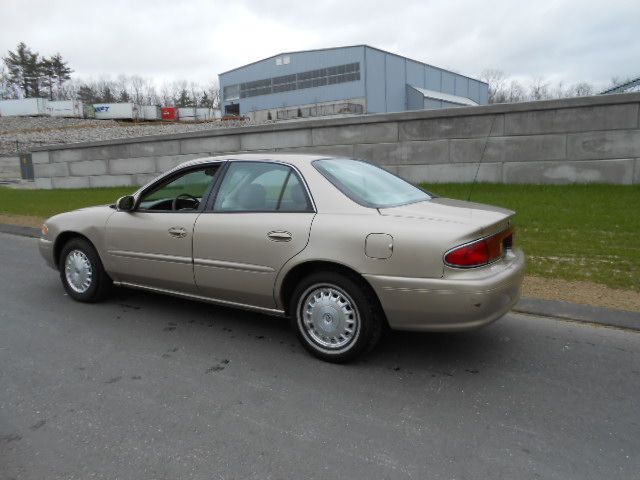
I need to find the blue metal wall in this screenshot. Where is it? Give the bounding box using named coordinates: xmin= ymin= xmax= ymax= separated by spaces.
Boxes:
xmin=219 ymin=45 xmax=489 ymax=115
xmin=219 ymin=46 xmax=365 ymax=114
xmin=362 ymin=46 xmax=488 ymax=113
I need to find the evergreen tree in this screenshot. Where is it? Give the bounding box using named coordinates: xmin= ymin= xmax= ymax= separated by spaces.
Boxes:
xmin=3 ymin=42 xmax=42 ymax=97
xmin=101 ymin=85 xmax=115 ymax=103
xmin=77 ymin=84 xmax=97 ymax=103
xmin=176 ymin=88 xmax=192 ymax=107
xmin=49 ymin=53 xmax=72 ymax=96
xmin=118 ymin=89 xmax=130 ymax=102
xmin=41 ymin=57 xmax=55 ymax=100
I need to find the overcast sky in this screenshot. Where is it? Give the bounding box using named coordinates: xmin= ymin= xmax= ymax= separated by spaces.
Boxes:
xmin=1 ymin=0 xmax=638 ymax=89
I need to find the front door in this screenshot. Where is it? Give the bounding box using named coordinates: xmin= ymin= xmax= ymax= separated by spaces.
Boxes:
xmin=193 ymin=161 xmax=315 ymax=309
xmin=105 ymin=164 xmax=221 ymax=293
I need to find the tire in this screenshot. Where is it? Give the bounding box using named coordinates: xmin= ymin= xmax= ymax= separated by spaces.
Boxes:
xmin=58 ymin=237 xmax=112 ymax=302
xmin=290 ymin=270 xmax=384 ymax=363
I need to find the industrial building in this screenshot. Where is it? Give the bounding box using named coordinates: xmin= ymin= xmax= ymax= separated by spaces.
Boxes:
xmin=219 ymin=45 xmax=488 ymax=121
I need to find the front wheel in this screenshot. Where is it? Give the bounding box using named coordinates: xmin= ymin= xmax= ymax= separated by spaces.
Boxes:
xmin=59 ymin=238 xmax=112 ymax=302
xmin=290 ymin=271 xmax=384 ymax=363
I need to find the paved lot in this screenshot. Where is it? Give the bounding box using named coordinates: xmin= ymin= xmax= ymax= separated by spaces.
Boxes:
xmin=1 ymin=232 xmax=639 ymax=480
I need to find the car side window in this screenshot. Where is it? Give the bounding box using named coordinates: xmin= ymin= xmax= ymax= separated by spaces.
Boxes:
xmin=213 ymin=162 xmax=311 ymax=212
xmin=138 ymin=166 xmax=219 ymax=212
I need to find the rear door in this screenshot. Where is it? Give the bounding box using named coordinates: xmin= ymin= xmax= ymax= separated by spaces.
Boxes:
xmin=193 ymin=161 xmax=315 ymax=309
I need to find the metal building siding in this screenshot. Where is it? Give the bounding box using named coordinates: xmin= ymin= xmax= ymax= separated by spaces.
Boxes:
xmin=384 ymin=54 xmax=406 ymax=112
xmin=425 ymin=65 xmax=442 ymax=91
xmin=468 ymin=79 xmax=481 ymax=104
xmin=364 ymin=48 xmax=386 ymax=113
xmin=455 ymin=76 xmax=469 ymax=97
xmin=405 ymin=60 xmax=424 ymax=89
xmin=406 ymin=85 xmax=425 ymax=110
xmin=219 ymin=45 xmax=490 ymax=115
xmin=441 ymin=71 xmax=455 ymax=95
xmin=479 ymin=84 xmax=489 ymax=104
xmin=220 ymin=46 xmax=366 ymax=113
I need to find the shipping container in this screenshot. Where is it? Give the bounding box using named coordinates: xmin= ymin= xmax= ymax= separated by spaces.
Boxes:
xmin=93 ymin=103 xmax=140 ymax=120
xmin=0 ymin=98 xmax=48 ymax=117
xmin=161 ymin=107 xmax=178 ymax=121
xmin=47 ymin=100 xmax=84 ymax=118
xmin=178 ymin=107 xmax=216 ymax=122
xmin=141 ymin=105 xmax=161 ymax=121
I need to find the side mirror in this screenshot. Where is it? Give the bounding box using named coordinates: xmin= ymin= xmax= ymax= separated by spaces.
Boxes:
xmin=116 ymin=195 xmax=135 ymax=211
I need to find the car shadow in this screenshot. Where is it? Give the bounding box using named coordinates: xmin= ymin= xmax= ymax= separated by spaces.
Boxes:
xmin=106 ymin=285 xmax=517 ymax=375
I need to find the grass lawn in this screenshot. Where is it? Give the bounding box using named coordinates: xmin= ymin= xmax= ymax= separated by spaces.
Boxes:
xmin=0 ymin=186 xmax=136 ymax=219
xmin=0 ymin=183 xmax=638 ymax=291
xmin=422 ymin=183 xmax=640 ymax=291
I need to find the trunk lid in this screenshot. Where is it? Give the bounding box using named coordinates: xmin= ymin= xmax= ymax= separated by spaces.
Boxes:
xmin=379 ymin=198 xmax=514 ymax=236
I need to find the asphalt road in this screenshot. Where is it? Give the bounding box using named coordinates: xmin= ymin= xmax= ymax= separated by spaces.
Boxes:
xmin=1 ymin=232 xmax=639 ymax=480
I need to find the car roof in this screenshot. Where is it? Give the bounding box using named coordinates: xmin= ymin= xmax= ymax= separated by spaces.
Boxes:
xmin=176 ymin=153 xmax=334 ymax=170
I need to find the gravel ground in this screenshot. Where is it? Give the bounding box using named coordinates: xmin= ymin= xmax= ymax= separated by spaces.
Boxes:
xmin=0 ymin=116 xmax=261 ymax=155
xmin=523 ymin=275 xmax=640 ymax=312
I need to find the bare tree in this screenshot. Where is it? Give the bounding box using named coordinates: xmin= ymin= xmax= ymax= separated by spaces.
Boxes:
xmin=480 ymin=69 xmax=508 ymax=103
xmin=504 ymin=80 xmax=525 ymax=103
xmin=528 ymin=77 xmax=551 ymax=101
xmin=129 ymin=75 xmax=145 ymax=104
xmin=568 ymin=82 xmax=594 ymax=97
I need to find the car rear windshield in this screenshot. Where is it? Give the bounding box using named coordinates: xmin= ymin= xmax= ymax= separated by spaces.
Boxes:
xmin=313 ymin=158 xmax=432 ymax=208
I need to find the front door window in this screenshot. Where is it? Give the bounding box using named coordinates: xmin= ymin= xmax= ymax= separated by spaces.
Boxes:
xmin=138 ymin=166 xmax=220 ymax=212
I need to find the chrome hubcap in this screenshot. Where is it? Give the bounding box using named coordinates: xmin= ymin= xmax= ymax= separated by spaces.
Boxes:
xmin=64 ymin=250 xmax=93 ymax=294
xmin=299 ymin=284 xmax=360 ymax=350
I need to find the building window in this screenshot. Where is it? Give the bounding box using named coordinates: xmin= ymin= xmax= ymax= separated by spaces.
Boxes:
xmin=229 ymin=62 xmax=360 ymax=100
xmin=223 ymin=84 xmax=240 ymax=101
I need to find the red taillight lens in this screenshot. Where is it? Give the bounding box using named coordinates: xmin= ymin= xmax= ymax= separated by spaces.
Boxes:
xmin=444 ymin=240 xmax=490 ymax=267
xmin=445 ymin=229 xmax=513 ymax=268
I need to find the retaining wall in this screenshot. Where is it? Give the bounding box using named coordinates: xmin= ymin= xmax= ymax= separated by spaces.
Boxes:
xmin=29 ymin=92 xmax=640 ymax=188
xmin=0 ymin=155 xmax=21 ymax=180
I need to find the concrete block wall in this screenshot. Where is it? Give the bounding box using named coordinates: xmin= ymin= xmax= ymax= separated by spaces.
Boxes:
xmin=0 ymin=156 xmax=21 ymax=180
xmin=30 ymin=92 xmax=640 ymax=188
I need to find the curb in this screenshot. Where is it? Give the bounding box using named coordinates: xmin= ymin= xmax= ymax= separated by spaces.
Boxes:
xmin=1 ymin=222 xmax=638 ymax=331
xmin=0 ymin=223 xmax=40 ymax=238
xmin=513 ymin=298 xmax=640 ymax=332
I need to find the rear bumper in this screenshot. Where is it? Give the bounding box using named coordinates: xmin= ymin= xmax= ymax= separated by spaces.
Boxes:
xmin=39 ymin=238 xmax=56 ymax=270
xmin=364 ymin=250 xmax=525 ymax=332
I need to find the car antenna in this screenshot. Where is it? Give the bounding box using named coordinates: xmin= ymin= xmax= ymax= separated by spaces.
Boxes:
xmin=467 ymin=114 xmax=497 ymax=202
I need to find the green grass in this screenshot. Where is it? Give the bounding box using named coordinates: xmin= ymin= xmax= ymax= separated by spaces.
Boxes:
xmin=0 ymin=186 xmax=137 ymax=219
xmin=1 ymin=183 xmax=639 ymax=291
xmin=421 ymin=183 xmax=640 ymax=291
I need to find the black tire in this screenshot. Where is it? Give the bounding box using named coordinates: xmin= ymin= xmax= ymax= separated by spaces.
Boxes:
xmin=58 ymin=237 xmax=112 ymax=302
xmin=290 ymin=270 xmax=384 ymax=363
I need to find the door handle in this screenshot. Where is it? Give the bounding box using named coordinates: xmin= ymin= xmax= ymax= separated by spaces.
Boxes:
xmin=267 ymin=230 xmax=292 ymax=242
xmin=168 ymin=226 xmax=187 ymax=238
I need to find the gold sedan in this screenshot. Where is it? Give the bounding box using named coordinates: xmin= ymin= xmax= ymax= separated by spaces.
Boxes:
xmin=39 ymin=154 xmax=524 ymax=362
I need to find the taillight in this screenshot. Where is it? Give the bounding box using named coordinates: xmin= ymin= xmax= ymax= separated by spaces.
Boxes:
xmin=445 ymin=229 xmax=513 ymax=268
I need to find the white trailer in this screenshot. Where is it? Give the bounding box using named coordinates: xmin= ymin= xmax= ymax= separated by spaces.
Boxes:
xmin=47 ymin=100 xmax=84 ymax=118
xmin=93 ymin=103 xmax=140 ymax=120
xmin=178 ymin=107 xmax=216 ymax=122
xmin=0 ymin=98 xmax=49 ymax=117
xmin=141 ymin=105 xmax=161 ymax=121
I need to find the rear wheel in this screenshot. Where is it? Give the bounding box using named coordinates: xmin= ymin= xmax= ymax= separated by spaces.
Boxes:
xmin=59 ymin=238 xmax=112 ymax=302
xmin=290 ymin=271 xmax=383 ymax=363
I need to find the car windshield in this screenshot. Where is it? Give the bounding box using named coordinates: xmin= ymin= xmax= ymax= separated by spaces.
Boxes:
xmin=313 ymin=158 xmax=432 ymax=208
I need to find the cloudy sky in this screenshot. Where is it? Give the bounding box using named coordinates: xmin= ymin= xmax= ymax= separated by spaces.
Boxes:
xmin=1 ymin=0 xmax=638 ymax=89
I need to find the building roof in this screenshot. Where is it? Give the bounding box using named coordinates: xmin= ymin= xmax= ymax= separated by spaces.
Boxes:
xmin=218 ymin=45 xmax=487 ymax=85
xmin=408 ymin=85 xmax=479 ymax=106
